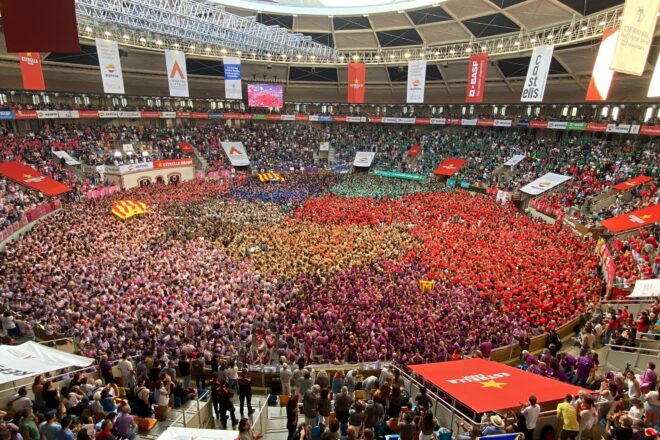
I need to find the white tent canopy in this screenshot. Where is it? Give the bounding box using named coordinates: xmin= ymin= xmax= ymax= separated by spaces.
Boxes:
xmin=629 ymin=278 xmax=660 ymax=298
xmin=157 ymin=427 xmax=238 ymax=440
xmin=0 ymin=341 xmax=94 ymax=386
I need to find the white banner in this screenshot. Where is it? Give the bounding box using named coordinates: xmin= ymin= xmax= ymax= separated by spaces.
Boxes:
xmin=98 ymin=110 xmax=119 ymax=118
xmin=521 ymin=172 xmax=571 ymax=196
xmin=221 ymin=141 xmax=250 ymax=166
xmin=649 ymin=54 xmax=660 ymax=98
xmin=160 ymin=111 xmax=176 ymax=118
xmin=548 ymin=121 xmax=567 ymax=130
xmin=0 ymin=341 xmax=93 ymax=385
xmin=52 ymin=151 xmax=81 ymax=166
xmin=308 ymin=115 xmax=320 ymax=122
xmin=223 ymin=56 xmax=242 ymax=99
xmin=630 ymin=124 xmax=641 ymax=135
xmin=122 ymin=143 xmax=135 ymax=153
xmin=57 ymin=110 xmax=79 ymax=118
xmin=406 ymin=60 xmax=426 ymax=103
xmin=118 ymin=162 xmax=153 ymax=173
xmin=37 ymin=110 xmax=59 ymax=119
xmin=280 ymin=115 xmax=296 ymax=121
xmin=165 ymin=50 xmax=189 ymax=97
xmin=396 ymin=117 xmax=416 ymax=124
xmin=95 ymin=39 xmax=125 ymax=94
xmin=503 ymin=155 xmax=525 ymax=166
xmin=353 ymin=151 xmax=376 ymax=167
xmin=494 ymin=119 xmax=513 ymax=127
xmin=461 ymin=118 xmax=478 ymax=126
xmin=521 ymin=45 xmax=554 ymax=102
xmin=629 ymin=278 xmax=660 ymax=298
xmin=382 ymin=117 xmax=398 ymax=124
xmin=319 ymin=142 xmax=330 ymax=152
xmin=430 ymin=118 xmax=446 ymax=125
xmin=606 ymin=124 xmax=631 ymax=134
xmin=610 ymin=0 xmax=660 ymax=76
xmin=117 ymin=111 xmax=140 ymax=118
xmin=346 ymin=116 xmax=364 ymax=123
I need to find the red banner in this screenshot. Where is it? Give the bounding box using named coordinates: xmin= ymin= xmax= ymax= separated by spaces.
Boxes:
xmin=0 ymin=161 xmax=71 ymax=196
xmin=446 ymin=118 xmax=461 ymax=126
xmin=333 ymin=115 xmax=347 ymax=122
xmin=416 ymin=117 xmax=431 ymax=125
xmin=179 ymin=142 xmax=194 ymax=154
xmin=14 ymin=110 xmax=37 ymax=120
xmin=191 ymin=112 xmax=209 ymax=119
xmin=585 ymin=29 xmax=618 ymax=101
xmin=410 ymin=359 xmax=584 ymax=413
xmin=78 ymin=110 xmax=99 ymax=119
xmin=529 ymin=120 xmax=548 ymax=129
xmin=599 ymin=242 xmax=615 ymax=291
xmin=407 ymin=145 xmax=422 ymax=157
xmin=153 ymin=158 xmax=193 ymax=169
xmin=368 ymin=117 xmax=382 ymax=123
xmin=640 ymin=125 xmax=660 ymax=136
xmin=19 ymin=52 xmax=45 ymax=91
xmin=613 ymin=175 xmax=652 ymax=191
xmin=347 ymin=63 xmax=366 ymax=103
xmin=477 ymin=119 xmax=495 ymax=127
xmin=587 ymin=122 xmax=608 ymax=132
xmin=266 ymin=114 xmax=281 ymax=121
xmin=465 ymin=54 xmax=488 ymax=103
xmin=434 ymin=158 xmax=467 ymax=176
xmin=295 ymin=114 xmax=309 ymax=121
xmin=141 ymin=111 xmax=160 ymax=118
xmin=601 ymin=204 xmax=660 ymax=233
xmin=176 ymin=112 xmax=191 ymax=118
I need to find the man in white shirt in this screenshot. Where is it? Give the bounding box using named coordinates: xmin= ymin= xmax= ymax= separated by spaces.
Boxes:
xmin=10 ymin=387 xmax=32 ymax=414
xmin=521 ymin=395 xmax=540 ymax=440
xmin=118 ymin=355 xmax=135 ymax=388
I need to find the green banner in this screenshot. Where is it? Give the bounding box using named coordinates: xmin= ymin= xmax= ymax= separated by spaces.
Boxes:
xmin=567 ymin=122 xmax=586 ymax=131
xmin=373 ymin=170 xmax=428 ymax=181
xmin=252 ymin=114 xmax=267 ymax=120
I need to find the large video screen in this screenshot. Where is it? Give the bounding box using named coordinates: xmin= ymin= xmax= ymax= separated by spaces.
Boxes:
xmin=247 ymin=84 xmax=284 ymax=108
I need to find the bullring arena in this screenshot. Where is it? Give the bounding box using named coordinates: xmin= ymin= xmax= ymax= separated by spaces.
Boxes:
xmin=0 ymin=1 xmax=658 ymax=440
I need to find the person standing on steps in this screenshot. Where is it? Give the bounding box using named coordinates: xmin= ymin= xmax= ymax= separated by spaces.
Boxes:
xmin=238 ymin=369 xmax=254 ymax=418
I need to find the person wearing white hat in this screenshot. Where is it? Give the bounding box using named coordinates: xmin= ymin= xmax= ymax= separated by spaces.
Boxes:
xmin=481 ymin=415 xmax=506 ymax=436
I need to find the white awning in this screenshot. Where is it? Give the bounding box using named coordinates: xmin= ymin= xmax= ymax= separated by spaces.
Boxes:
xmin=628 ymin=278 xmax=660 ymax=298
xmin=0 ymin=341 xmax=94 ymax=385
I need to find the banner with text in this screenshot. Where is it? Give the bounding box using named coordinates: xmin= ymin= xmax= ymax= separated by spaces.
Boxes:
xmin=52 ymin=151 xmax=80 ymax=166
xmin=521 ymin=45 xmax=554 ymax=102
xmin=347 ymin=63 xmax=366 ymax=104
xmin=586 ymin=29 xmax=618 ymax=101
xmin=95 ymin=39 xmax=125 ymax=94
xmin=165 ymin=50 xmax=189 ymax=97
xmin=353 ymin=151 xmax=376 ymax=167
xmin=434 ymin=158 xmax=467 ymax=176
xmin=19 ymin=52 xmax=45 ymax=91
xmin=220 ymin=142 xmax=250 ymax=166
xmin=465 ymin=54 xmax=488 ymax=103
xmin=407 ymin=60 xmax=426 ymax=103
xmin=520 ymin=172 xmax=571 ymax=195
xmin=223 ymin=56 xmax=242 ymax=99
xmin=649 ymin=54 xmax=660 ymax=98
xmin=503 ymin=155 xmax=525 ymax=166
xmin=601 ymin=204 xmax=660 ymax=233
xmin=0 ymin=161 xmax=72 ymax=196
xmin=610 ymin=0 xmax=660 ymax=76
xmin=319 ymin=142 xmax=330 ymax=152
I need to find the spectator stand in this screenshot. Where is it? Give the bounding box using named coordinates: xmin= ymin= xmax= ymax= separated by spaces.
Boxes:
xmin=0 ymin=199 xmax=61 ymax=251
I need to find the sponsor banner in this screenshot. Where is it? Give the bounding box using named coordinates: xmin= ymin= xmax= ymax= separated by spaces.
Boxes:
xmin=0 ymin=111 xmax=14 ymax=120
xmin=281 ymin=114 xmax=296 ymax=121
xmin=308 ymin=115 xmax=320 ymax=122
xmin=396 ymin=117 xmax=416 ymax=124
xmin=19 ymin=52 xmax=45 ymax=90
xmin=0 ymin=161 xmax=72 ymax=196
xmin=548 ymin=121 xmax=567 ymax=130
xmin=381 ymin=117 xmax=398 ymax=124
xmin=118 ymin=111 xmax=140 ymax=118
xmin=14 ymin=110 xmax=38 ymax=120
xmin=430 ymin=118 xmax=446 ymax=125
xmin=37 ymin=110 xmax=59 ymax=119
xmin=191 ymin=112 xmax=209 ymax=119
xmin=649 ymin=54 xmax=660 ymax=97
xmin=416 ymin=117 xmax=431 ymax=125
xmin=353 ymin=151 xmax=376 ymax=167
xmin=517 ymin=121 xmax=529 ymax=128
xmin=333 ymin=115 xmax=347 ymax=122
xmin=640 ymin=125 xmax=660 ymax=136
xmin=52 ymin=151 xmax=80 ymax=166
xmin=610 ymin=0 xmax=660 ymax=76
xmin=607 ymin=123 xmax=631 ymax=134
xmin=165 ymin=49 xmax=189 ymax=97
xmin=630 ymin=124 xmax=641 ymax=134
xmin=346 ymin=116 xmax=363 ymax=123
xmin=567 ymin=122 xmax=587 ymax=131
xmin=529 ymin=120 xmax=548 ymax=129
xmin=434 ymin=158 xmax=467 ymax=176
xmin=446 ymin=118 xmax=461 ymax=126
xmin=266 ymin=114 xmax=281 ymax=121
xmin=601 ymin=204 xmax=660 ymax=233
xmin=520 ymin=172 xmax=571 ymax=196
xmin=521 ymin=45 xmax=554 ymax=102
xmin=494 ymin=119 xmax=512 ymax=127
xmin=140 ymin=111 xmax=160 ymax=118
xmin=160 ymin=111 xmax=177 ymax=118
xmin=613 ymin=175 xmax=652 ymax=191
xmin=122 ymin=143 xmax=135 ymax=154
xmin=368 ymin=117 xmax=382 ymax=123
xmin=57 ymin=110 xmax=79 ymax=118
xmin=407 ymin=145 xmax=422 ymax=157
xmin=586 ymin=29 xmax=618 ymax=101
xmin=373 ymin=170 xmax=426 ymax=181
xmin=175 ymin=112 xmax=191 ymax=118
xmin=153 ymin=158 xmax=193 ymax=169
xmin=503 ymin=155 xmax=525 ymax=167
xmin=296 ymin=115 xmax=309 ymax=121
xmin=319 ymin=142 xmax=330 ymax=152
xmin=477 ymin=119 xmax=495 ymax=127
xmin=207 ymin=112 xmax=223 ymax=119
xmin=96 ymin=165 xmax=106 ymax=173
xmin=318 ymin=115 xmax=333 ymax=122
xmin=461 ymin=118 xmax=478 ymax=126
xmin=223 ymin=56 xmax=242 ymax=99
xmin=406 ymin=59 xmax=426 ymax=103
xmin=587 ymin=122 xmax=608 ymax=132
xmin=95 ymin=39 xmax=125 ymax=94
xmin=221 ymin=141 xmax=250 ymax=166
xmin=78 ymin=110 xmax=99 ymax=119
xmin=117 ymin=162 xmax=153 ymax=174
xmin=222 ymin=112 xmax=240 ymax=119
xmin=251 ymin=114 xmax=267 ymax=120
xmin=465 ymin=54 xmax=488 ymax=103
xmin=629 ymin=278 xmax=660 ymax=298
xmin=347 ymin=62 xmax=366 ymax=103
xmin=98 ymin=110 xmax=119 ymax=118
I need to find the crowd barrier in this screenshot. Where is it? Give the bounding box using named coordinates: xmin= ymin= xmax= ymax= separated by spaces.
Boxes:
xmin=602 ymin=344 xmax=660 ymax=373
xmin=0 ymin=200 xmax=61 ymax=244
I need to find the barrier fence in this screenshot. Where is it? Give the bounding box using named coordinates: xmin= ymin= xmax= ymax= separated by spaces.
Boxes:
xmin=0 ymin=200 xmax=61 ymax=243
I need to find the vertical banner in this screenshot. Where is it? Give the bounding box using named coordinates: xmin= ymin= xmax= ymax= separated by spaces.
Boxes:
xmin=648 ymin=54 xmax=660 ymax=98
xmin=165 ymin=50 xmax=189 ymax=97
xmin=347 ymin=63 xmax=366 ymax=103
xmin=465 ymin=54 xmax=488 ymax=103
xmin=586 ymin=29 xmax=618 ymax=101
xmin=610 ymin=0 xmax=660 ymax=76
xmin=95 ymin=39 xmax=125 ymax=94
xmin=406 ymin=60 xmax=426 ymax=103
xmin=19 ymin=52 xmax=45 ymax=91
xmin=223 ymin=56 xmax=242 ymax=99
xmin=520 ymin=45 xmax=554 ymax=102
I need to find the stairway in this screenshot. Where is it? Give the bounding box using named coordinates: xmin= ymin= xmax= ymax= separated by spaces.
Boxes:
xmin=192 ymin=147 xmax=209 ymax=171
xmin=328 ymin=147 xmax=336 ymax=165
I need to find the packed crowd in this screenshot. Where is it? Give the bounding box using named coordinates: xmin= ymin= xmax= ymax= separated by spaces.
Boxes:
xmin=0 ymin=178 xmax=46 ymax=230
xmin=611 ymin=228 xmax=660 ymax=289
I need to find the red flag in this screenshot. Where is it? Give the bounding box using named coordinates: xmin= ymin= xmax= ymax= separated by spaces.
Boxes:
xmin=347 ymin=63 xmax=366 ymax=103
xmin=19 ymin=52 xmax=45 ymax=91
xmin=612 ymin=175 xmax=652 ymax=191
xmin=585 ymin=29 xmax=618 ymax=101
xmin=434 ymin=158 xmax=467 ymax=176
xmin=601 ymin=204 xmax=660 ymax=233
xmin=0 ymin=161 xmax=71 ymax=196
xmin=465 ymin=54 xmax=488 ymax=103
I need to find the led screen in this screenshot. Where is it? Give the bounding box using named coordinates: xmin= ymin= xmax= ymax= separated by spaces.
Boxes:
xmin=247 ymin=84 xmax=283 ymax=108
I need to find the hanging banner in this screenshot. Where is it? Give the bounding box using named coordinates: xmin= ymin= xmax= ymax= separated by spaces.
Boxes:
xmin=52 ymin=151 xmax=80 ymax=166
xmin=407 ymin=145 xmax=422 ymax=157
xmin=223 ymin=56 xmax=242 ymax=99
xmin=610 ymin=0 xmax=660 ymax=76
xmin=649 ymin=54 xmax=660 ymax=98
xmin=95 ymin=39 xmax=125 ymax=94
xmin=19 ymin=52 xmax=45 ymax=91
xmin=601 ymin=204 xmax=660 ymax=233
xmin=613 ymin=175 xmax=652 ymax=191
xmin=347 ymin=63 xmax=366 ymax=103
xmin=465 ymin=54 xmax=488 ymax=103
xmin=585 ymin=29 xmax=618 ymax=101
xmin=521 ymin=45 xmax=554 ymax=102
xmin=353 ymin=151 xmax=376 ymax=167
xmin=503 ymin=155 xmax=525 ymax=166
xmin=406 ymin=60 xmax=426 ymax=103
xmin=434 ymin=158 xmax=467 ymax=176
xmin=520 ymin=172 xmax=571 ymax=195
xmin=319 ymin=142 xmax=330 ymax=152
xmin=220 ymin=141 xmax=250 ymax=166
xmin=165 ymin=50 xmax=189 ymax=97
xmin=0 ymin=161 xmax=72 ymax=196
